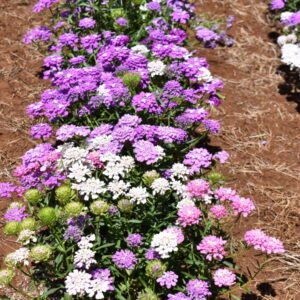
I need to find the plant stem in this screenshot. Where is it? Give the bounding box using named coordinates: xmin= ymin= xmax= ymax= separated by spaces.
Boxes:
xmin=9 ymin=284 xmax=35 ymax=300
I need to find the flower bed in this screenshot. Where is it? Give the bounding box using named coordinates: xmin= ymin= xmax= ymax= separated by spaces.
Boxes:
xmin=0 ymin=1 xmax=284 ymax=299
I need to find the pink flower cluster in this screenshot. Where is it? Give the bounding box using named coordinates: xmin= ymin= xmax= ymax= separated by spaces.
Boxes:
xmin=231 ymin=196 xmax=255 ymax=217
xmin=187 ymin=179 xmax=211 ymax=198
xmin=214 ymin=187 xmax=255 ymax=217
xmin=244 ymin=229 xmax=285 ymax=254
xmin=176 ymin=206 xmax=202 ymax=227
xmin=209 ymin=205 xmax=228 ymax=219
xmin=213 ymin=268 xmax=236 ymax=287
xmin=197 ymin=235 xmax=226 ymax=261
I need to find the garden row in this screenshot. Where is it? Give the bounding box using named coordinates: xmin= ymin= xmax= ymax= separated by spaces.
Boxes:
xmin=0 ymin=1 xmax=284 ymax=299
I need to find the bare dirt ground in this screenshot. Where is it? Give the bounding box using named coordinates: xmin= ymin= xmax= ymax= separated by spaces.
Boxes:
xmin=0 ymin=0 xmax=47 ymax=297
xmin=0 ymin=0 xmax=299 ymax=299
xmin=197 ymin=0 xmax=300 ymax=299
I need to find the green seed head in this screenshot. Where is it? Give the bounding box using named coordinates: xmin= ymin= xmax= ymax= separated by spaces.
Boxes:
xmin=111 ymin=8 xmax=126 ymax=19
xmin=38 ymin=207 xmax=57 ymax=226
xmin=138 ymin=288 xmax=159 ymax=300
xmin=55 ymin=184 xmax=77 ymax=204
xmin=208 ymin=172 xmax=224 ymax=184
xmin=146 ymin=260 xmax=166 ymax=278
xmin=64 ymin=202 xmax=84 ymax=218
xmin=90 ymin=200 xmax=109 ymax=216
xmin=30 ymin=245 xmax=52 ymax=263
xmin=24 ymin=188 xmax=42 ymax=205
xmin=20 ymin=218 xmax=36 ymax=231
xmin=0 ymin=269 xmax=15 ymax=288
xmin=4 ymin=221 xmax=20 ymax=236
xmin=142 ymin=170 xmax=160 ymax=186
xmin=122 ymin=72 xmax=141 ymax=90
xmin=117 ymin=199 xmax=134 ymax=213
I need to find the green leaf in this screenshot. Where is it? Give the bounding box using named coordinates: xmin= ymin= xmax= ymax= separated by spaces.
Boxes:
xmin=231 ymin=295 xmax=241 ymax=300
xmin=41 ymin=287 xmax=61 ymax=298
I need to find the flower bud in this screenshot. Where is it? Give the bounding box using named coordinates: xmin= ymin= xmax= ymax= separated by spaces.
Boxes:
xmin=64 ymin=202 xmax=84 ymax=218
xmin=138 ymin=288 xmax=159 ymax=300
xmin=38 ymin=207 xmax=57 ymax=226
xmin=24 ymin=188 xmax=42 ymax=205
xmin=122 ymin=71 xmax=141 ymax=89
xmin=20 ymin=218 xmax=36 ymax=231
xmin=30 ymin=245 xmax=52 ymax=263
xmin=208 ymin=172 xmax=224 ymax=184
xmin=142 ymin=170 xmax=160 ymax=186
xmin=117 ymin=199 xmax=134 ymax=213
xmin=0 ymin=269 xmax=15 ymax=288
xmin=111 ymin=8 xmax=126 ymax=19
xmin=55 ymin=184 xmax=77 ymax=204
xmin=90 ymin=200 xmax=109 ymax=216
xmin=122 ymin=72 xmax=141 ymax=91
xmin=146 ymin=260 xmax=166 ymax=278
xmin=4 ymin=221 xmax=20 ymax=236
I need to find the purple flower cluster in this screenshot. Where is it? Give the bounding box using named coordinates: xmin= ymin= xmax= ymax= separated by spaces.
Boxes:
xmin=4 ymin=206 xmax=28 ymax=222
xmin=112 ymin=250 xmax=137 ymax=270
xmin=30 ymin=123 xmax=53 ymax=139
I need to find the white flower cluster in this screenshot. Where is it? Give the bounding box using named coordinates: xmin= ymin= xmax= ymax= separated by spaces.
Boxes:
xmin=66 ymin=234 xmax=113 ymax=299
xmin=5 ymin=248 xmax=30 ymax=267
xmin=128 ymin=187 xmax=149 ymax=204
xmin=86 ymin=134 xmax=114 ymax=151
xmin=131 ymin=45 xmax=149 ymax=55
xmin=170 ymin=163 xmax=190 ymax=181
xmin=151 ymin=229 xmax=179 ymax=258
xmin=197 ymin=67 xmax=213 ymax=82
xmin=65 ymin=270 xmax=112 ymax=299
xmin=151 ymin=178 xmax=170 ymax=195
xmin=72 ymin=178 xmax=107 ymax=200
xmin=68 ymin=162 xmax=92 ymax=182
xmin=108 ymin=180 xmax=131 ymax=200
xmin=281 ymin=43 xmax=300 ymax=70
xmin=74 ymin=235 xmax=96 ymax=269
xmin=58 ymin=144 xmax=89 ymax=168
xmin=277 ymin=33 xmax=297 ymax=46
xmin=17 ymin=230 xmax=37 ymax=245
xmin=101 ymin=153 xmax=135 ymax=180
xmin=148 ymin=60 xmax=166 ymax=77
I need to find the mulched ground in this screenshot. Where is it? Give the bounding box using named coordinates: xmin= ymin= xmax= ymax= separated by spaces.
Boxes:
xmin=0 ymin=0 xmax=299 ymax=299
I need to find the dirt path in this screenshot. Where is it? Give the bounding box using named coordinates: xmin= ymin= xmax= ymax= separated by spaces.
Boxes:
xmin=198 ymin=0 xmax=300 ymax=299
xmin=0 ymin=0 xmax=299 ymax=299
xmin=0 ymin=1 xmax=48 ymax=297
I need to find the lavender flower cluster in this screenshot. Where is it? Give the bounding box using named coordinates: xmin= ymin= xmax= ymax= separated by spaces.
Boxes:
xmin=0 ymin=0 xmax=285 ymax=299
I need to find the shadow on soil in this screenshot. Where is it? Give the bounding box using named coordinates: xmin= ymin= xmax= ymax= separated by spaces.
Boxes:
xmin=277 ymin=65 xmax=300 ymax=113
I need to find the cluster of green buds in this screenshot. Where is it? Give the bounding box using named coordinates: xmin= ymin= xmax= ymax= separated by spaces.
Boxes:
xmin=0 ymin=269 xmax=15 ymax=288
xmin=142 ymin=170 xmax=160 ymax=186
xmin=117 ymin=199 xmax=134 ymax=212
xmin=137 ymin=288 xmax=159 ymax=300
xmin=55 ymin=183 xmax=77 ymax=204
xmin=90 ymin=200 xmax=109 ymax=215
xmin=24 ymin=188 xmax=42 ymax=205
xmin=64 ymin=202 xmax=84 ymax=218
xmin=30 ymin=245 xmax=52 ymax=263
xmin=121 ymin=72 xmax=141 ymax=91
xmin=146 ymin=260 xmax=166 ymax=279
xmin=38 ymin=207 xmax=57 ymax=226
